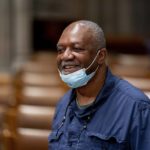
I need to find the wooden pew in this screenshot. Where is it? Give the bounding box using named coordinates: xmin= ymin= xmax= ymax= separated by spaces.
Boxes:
xmin=5 ymin=105 xmax=55 ymax=150
xmin=108 ymin=54 xmax=150 ymax=78
xmin=14 ymin=128 xmax=50 ymax=150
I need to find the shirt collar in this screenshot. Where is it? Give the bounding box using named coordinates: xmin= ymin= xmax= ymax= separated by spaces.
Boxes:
xmin=69 ymin=67 xmax=120 ymax=118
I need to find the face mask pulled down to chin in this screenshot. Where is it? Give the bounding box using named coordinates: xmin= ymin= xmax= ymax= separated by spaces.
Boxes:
xmin=58 ymin=51 xmax=100 ymax=88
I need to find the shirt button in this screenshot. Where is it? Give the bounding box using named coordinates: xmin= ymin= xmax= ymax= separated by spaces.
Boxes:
xmin=87 ymin=116 xmax=91 ymax=120
xmin=83 ymin=125 xmax=87 ymax=129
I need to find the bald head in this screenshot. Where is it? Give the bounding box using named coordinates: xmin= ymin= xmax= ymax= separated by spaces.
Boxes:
xmin=62 ymin=20 xmax=106 ymax=50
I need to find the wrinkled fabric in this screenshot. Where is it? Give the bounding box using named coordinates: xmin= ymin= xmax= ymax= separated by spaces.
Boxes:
xmin=48 ymin=68 xmax=150 ymax=150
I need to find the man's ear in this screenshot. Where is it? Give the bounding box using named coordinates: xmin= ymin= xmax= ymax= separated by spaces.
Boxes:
xmin=97 ymin=48 xmax=107 ymax=64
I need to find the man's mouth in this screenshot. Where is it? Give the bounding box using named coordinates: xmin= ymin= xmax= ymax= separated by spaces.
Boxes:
xmin=62 ymin=65 xmax=80 ymax=74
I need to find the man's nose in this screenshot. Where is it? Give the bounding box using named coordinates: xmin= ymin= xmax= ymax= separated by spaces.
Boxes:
xmin=62 ymin=48 xmax=74 ymax=60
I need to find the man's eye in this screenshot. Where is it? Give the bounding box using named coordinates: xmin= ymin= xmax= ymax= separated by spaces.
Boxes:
xmin=73 ymin=47 xmax=84 ymax=52
xmin=57 ymin=47 xmax=65 ymax=53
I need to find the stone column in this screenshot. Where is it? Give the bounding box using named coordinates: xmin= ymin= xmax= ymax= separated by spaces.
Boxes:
xmin=84 ymin=0 xmax=101 ymax=23
xmin=116 ymin=0 xmax=132 ymax=35
xmin=0 ymin=0 xmax=11 ymax=72
xmin=102 ymin=0 xmax=116 ymax=35
xmin=12 ymin=0 xmax=32 ymax=71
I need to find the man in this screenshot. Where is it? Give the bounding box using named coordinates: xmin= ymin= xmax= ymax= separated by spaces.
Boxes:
xmin=48 ymin=20 xmax=150 ymax=150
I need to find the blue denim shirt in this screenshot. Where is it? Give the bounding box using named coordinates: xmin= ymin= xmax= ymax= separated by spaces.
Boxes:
xmin=48 ymin=69 xmax=150 ymax=150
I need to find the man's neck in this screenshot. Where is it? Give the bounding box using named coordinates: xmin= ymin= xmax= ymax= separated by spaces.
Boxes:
xmin=76 ymin=65 xmax=107 ymax=106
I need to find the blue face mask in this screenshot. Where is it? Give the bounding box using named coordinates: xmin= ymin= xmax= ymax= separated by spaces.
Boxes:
xmin=59 ymin=50 xmax=100 ymax=88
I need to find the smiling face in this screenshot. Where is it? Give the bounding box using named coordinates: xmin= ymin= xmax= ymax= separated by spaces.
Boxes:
xmin=57 ymin=22 xmax=99 ymax=75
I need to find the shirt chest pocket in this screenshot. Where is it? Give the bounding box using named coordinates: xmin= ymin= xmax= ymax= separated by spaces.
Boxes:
xmin=87 ymin=132 xmax=129 ymax=150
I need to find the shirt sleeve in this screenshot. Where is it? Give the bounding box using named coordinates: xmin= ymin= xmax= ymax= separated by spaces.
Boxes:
xmin=129 ymin=100 xmax=150 ymax=150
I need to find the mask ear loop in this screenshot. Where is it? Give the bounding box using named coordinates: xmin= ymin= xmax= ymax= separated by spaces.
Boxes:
xmin=85 ymin=50 xmax=101 ymax=73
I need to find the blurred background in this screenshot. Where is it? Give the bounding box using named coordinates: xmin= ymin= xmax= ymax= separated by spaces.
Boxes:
xmin=0 ymin=0 xmax=150 ymax=150
xmin=0 ymin=0 xmax=150 ymax=72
